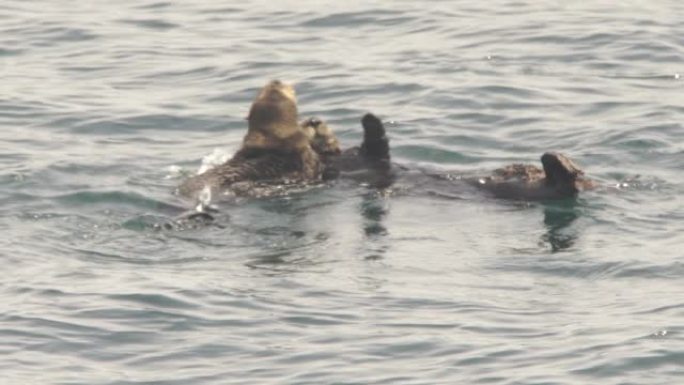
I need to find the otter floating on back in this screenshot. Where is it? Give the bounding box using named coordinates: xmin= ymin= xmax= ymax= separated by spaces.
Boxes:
xmin=470 ymin=152 xmax=596 ymax=200
xmin=177 ymin=80 xmax=324 ymax=201
xmin=309 ymin=114 xmax=595 ymax=200
xmin=177 ymin=80 xmax=594 ymax=203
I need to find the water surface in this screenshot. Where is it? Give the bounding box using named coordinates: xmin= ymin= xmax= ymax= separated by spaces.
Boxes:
xmin=1 ymin=1 xmax=683 ymax=384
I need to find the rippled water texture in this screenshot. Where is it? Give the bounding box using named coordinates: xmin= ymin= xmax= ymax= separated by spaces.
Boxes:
xmin=2 ymin=1 xmax=683 ymax=384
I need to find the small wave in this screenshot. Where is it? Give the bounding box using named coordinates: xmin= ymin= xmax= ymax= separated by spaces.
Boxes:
xmin=117 ymin=18 xmax=180 ymax=30
xmin=302 ymin=10 xmax=415 ymax=28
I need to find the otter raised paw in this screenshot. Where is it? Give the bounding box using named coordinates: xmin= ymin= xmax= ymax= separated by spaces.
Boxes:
xmin=359 ymin=113 xmax=390 ymax=161
xmin=300 ymin=117 xmax=341 ymax=159
xmin=316 ymin=113 xmax=394 ymax=188
xmin=324 ymin=113 xmax=391 ymax=174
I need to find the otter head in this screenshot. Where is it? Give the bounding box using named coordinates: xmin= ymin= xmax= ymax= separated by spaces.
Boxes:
xmin=541 ymin=152 xmax=584 ymax=196
xmin=300 ymin=117 xmax=342 ymax=157
xmin=238 ymin=80 xmax=322 ymax=180
xmin=243 ymin=80 xmax=307 ymax=153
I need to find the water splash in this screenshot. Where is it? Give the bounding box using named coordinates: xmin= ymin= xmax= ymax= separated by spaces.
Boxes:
xmin=197 ymin=148 xmax=232 ymax=175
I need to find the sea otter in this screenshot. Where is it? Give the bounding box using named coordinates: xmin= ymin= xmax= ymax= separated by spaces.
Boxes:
xmin=177 ymin=80 xmax=324 ymax=201
xmin=313 ymin=114 xmax=594 ymax=200
xmin=470 ymin=152 xmax=596 ymax=200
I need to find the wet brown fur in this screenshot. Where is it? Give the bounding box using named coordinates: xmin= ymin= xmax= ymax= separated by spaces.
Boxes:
xmin=476 ymin=153 xmax=595 ymax=200
xmin=237 ymin=80 xmax=321 ymax=179
xmin=242 ymin=81 xmax=306 ymax=151
xmin=295 ymin=114 xmax=594 ymax=200
xmin=300 ymin=117 xmax=341 ymax=158
xmin=178 ymin=81 xmax=323 ymax=199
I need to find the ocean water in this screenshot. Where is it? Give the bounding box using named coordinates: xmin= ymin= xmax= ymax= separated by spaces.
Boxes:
xmin=1 ymin=1 xmax=683 ymax=384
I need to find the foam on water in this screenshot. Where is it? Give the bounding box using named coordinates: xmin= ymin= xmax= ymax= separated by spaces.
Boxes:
xmin=197 ymin=148 xmax=233 ymax=175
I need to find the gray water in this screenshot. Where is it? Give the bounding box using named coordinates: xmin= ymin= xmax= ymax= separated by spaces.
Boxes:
xmin=2 ymin=1 xmax=683 ymax=384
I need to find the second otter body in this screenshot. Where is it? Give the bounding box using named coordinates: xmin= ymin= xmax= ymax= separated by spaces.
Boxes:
xmin=470 ymin=152 xmax=596 ymax=200
xmin=178 ymin=81 xmax=324 ymax=201
xmin=312 ymin=114 xmax=594 ymax=200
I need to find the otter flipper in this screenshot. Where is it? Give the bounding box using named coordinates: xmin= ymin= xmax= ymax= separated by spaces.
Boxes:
xmin=541 ymin=152 xmax=584 ymax=196
xmin=360 ymin=113 xmax=390 ymax=160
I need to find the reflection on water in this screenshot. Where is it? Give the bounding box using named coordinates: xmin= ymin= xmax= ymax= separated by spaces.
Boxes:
xmin=361 ymin=193 xmax=388 ymax=236
xmin=541 ymin=201 xmax=580 ymax=252
xmin=360 ymin=192 xmax=390 ymax=260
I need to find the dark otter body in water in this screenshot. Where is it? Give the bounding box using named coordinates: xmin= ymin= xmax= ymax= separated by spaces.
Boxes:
xmin=177 ymin=76 xmax=593 ymax=206
xmin=322 ymin=113 xmax=395 ymax=187
xmin=470 ymin=152 xmax=596 ymax=200
xmin=178 ymin=80 xmax=324 ymax=201
xmin=317 ymin=114 xmax=594 ymax=200
xmin=177 ymin=148 xmax=317 ymax=199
